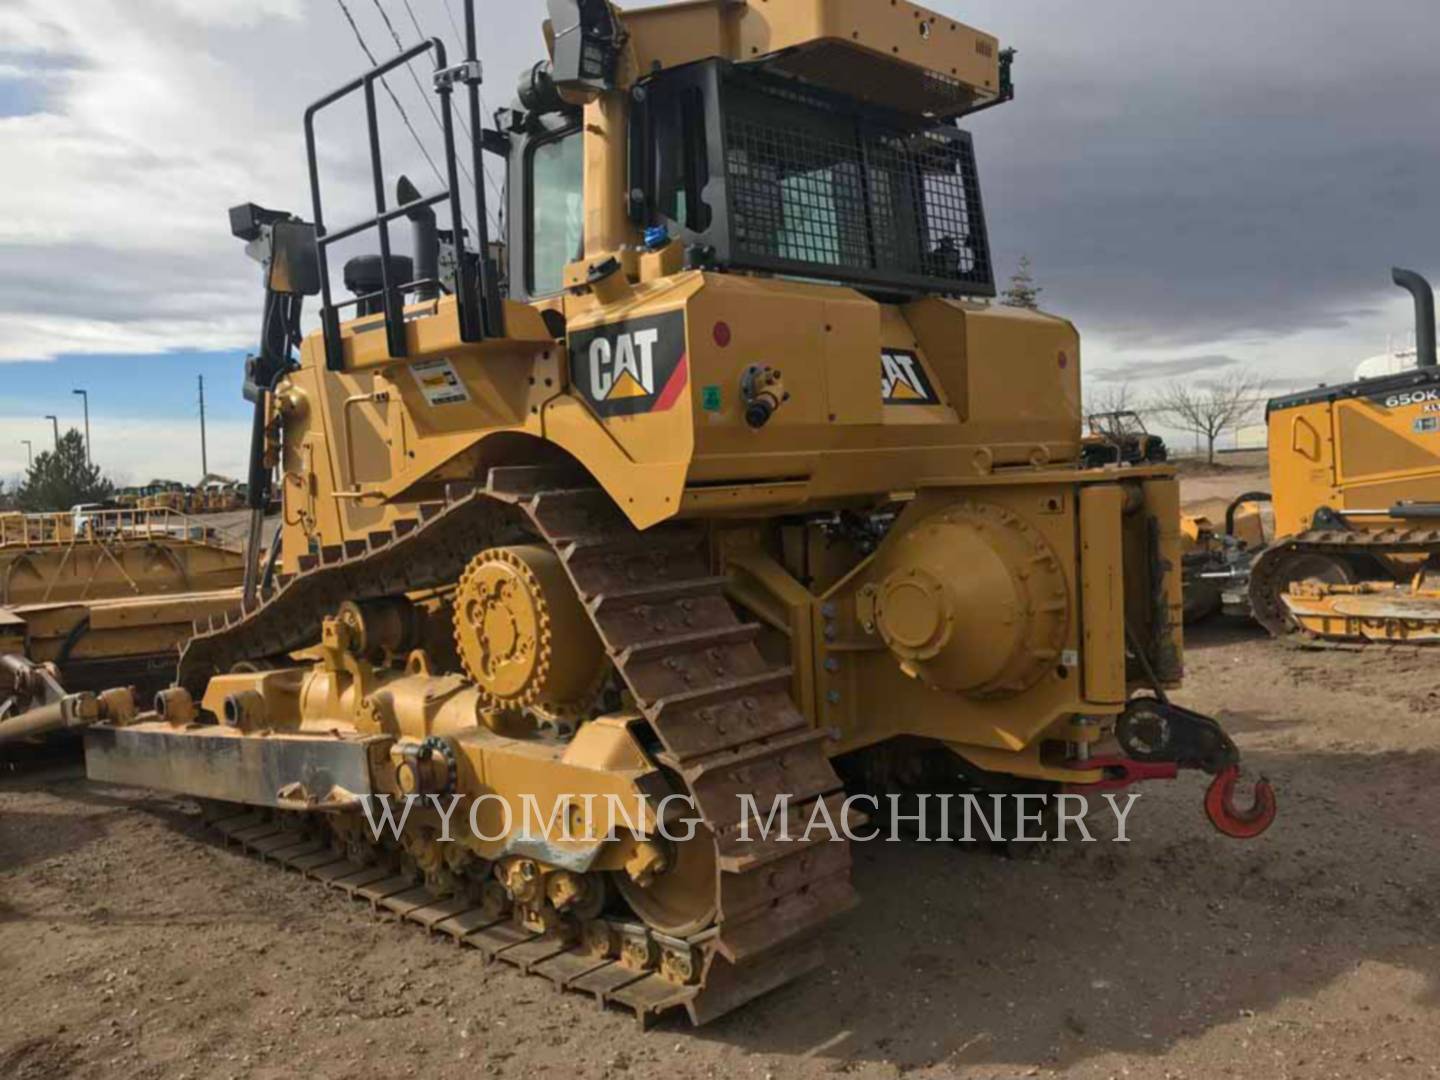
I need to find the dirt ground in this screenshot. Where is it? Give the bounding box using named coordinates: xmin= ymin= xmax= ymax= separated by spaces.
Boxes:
xmin=1174 ymin=454 xmax=1271 ymax=522
xmin=5 ymin=467 xmax=1440 ymax=1080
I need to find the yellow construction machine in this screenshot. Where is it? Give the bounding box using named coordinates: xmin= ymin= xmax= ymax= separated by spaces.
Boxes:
xmin=0 ymin=508 xmax=244 ymax=735
xmin=0 ymin=508 xmax=243 ymax=606
xmin=138 ymin=481 xmax=192 ymax=513
xmin=1249 ymin=268 xmax=1440 ymax=641
xmin=195 ymin=476 xmax=247 ymax=514
xmin=1081 ymin=410 xmax=1169 ymax=468
xmin=1180 ymin=498 xmax=1269 ymax=624
xmin=33 ymin=0 xmax=1274 ymax=1025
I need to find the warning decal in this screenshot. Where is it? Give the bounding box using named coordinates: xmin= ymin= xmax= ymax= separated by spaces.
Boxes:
xmin=409 ymin=358 xmax=470 ymax=406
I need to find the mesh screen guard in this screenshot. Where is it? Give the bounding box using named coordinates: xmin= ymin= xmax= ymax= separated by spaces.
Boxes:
xmin=633 ymin=62 xmax=995 ymax=298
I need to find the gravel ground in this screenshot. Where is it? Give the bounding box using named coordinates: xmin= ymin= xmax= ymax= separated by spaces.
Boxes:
xmin=5 ymin=626 xmax=1437 ymax=1080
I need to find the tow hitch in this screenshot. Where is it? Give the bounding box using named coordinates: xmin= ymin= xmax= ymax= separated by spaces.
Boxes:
xmin=1069 ymin=697 xmax=1277 ymax=839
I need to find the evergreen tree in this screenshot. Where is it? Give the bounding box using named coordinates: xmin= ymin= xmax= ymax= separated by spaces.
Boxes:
xmin=16 ymin=429 xmax=114 ymax=512
xmin=1000 ymin=255 xmax=1043 ymax=310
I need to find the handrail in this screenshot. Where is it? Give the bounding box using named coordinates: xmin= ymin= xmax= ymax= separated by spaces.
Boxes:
xmin=0 ymin=508 xmax=240 ymax=551
xmin=301 ymin=0 xmax=502 ymax=372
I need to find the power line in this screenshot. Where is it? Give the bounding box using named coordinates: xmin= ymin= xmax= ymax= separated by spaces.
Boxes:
xmin=401 ymin=0 xmax=507 ymax=244
xmin=439 ymin=0 xmax=465 ymax=50
xmin=396 ymin=2 xmax=477 ymax=145
xmin=332 ymin=0 xmax=453 ymax=216
xmin=427 ymin=0 xmax=506 ymax=210
xmin=364 ymin=0 xmax=488 ymax=225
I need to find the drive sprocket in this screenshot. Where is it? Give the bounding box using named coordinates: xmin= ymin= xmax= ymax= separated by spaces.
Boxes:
xmin=452 ymin=544 xmax=608 ymax=716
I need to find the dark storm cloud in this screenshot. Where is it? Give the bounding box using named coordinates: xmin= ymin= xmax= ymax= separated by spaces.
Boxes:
xmin=955 ymin=0 xmax=1440 ymax=346
xmin=1090 ymin=354 xmax=1241 ymax=384
xmin=6 ymin=0 xmax=1438 ymax=367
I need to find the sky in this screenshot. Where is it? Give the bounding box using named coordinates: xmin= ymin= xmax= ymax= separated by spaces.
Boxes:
xmin=1 ymin=0 xmax=1438 ymax=483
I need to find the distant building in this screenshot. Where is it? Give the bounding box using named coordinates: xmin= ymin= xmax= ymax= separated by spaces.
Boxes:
xmin=1233 ymin=422 xmax=1268 ymax=451
xmin=1355 ymin=346 xmax=1419 ymax=381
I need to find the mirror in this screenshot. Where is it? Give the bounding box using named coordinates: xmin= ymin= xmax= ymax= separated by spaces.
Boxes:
xmin=268 ymin=220 xmax=322 ymax=296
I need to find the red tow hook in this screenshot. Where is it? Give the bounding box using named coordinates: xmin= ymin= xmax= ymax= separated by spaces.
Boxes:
xmin=1204 ymin=765 xmax=1278 ymax=839
xmin=1064 ymin=756 xmax=1277 ymax=840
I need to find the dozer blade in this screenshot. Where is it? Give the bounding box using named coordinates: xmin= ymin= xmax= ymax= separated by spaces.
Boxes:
xmin=1282 ymin=583 xmax=1440 ymax=643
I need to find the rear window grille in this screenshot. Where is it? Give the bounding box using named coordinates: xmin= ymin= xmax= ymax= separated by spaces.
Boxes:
xmin=722 ymin=76 xmax=991 ymax=293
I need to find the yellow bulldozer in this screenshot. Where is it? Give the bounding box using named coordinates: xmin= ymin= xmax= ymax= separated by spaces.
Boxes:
xmin=195 ymin=476 xmax=247 ymax=514
xmin=136 ymin=481 xmax=191 ymax=513
xmin=0 ymin=508 xmax=244 ymax=736
xmin=1247 ymin=268 xmax=1440 ymax=641
xmin=20 ymin=0 xmax=1275 ymax=1025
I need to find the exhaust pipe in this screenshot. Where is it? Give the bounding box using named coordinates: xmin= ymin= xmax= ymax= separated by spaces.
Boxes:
xmin=1392 ymin=267 xmax=1437 ymax=369
xmin=398 ymin=175 xmax=439 ymax=302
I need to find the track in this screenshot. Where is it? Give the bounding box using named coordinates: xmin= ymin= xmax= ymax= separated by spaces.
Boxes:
xmin=178 ymin=467 xmax=857 ymax=1025
xmin=200 ymin=803 xmax=815 ymax=1027
xmin=1248 ymin=523 xmax=1440 ymax=636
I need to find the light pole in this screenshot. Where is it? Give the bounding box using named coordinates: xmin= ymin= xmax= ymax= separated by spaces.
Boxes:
xmin=72 ymin=389 xmax=91 ymax=464
xmin=21 ymin=440 xmax=32 ymax=467
xmin=43 ymin=415 xmax=59 ymax=451
xmin=198 ymin=375 xmax=208 ymax=479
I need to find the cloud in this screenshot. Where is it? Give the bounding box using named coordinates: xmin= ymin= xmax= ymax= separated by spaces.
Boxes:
xmin=1090 ymin=354 xmax=1241 ymax=384
xmin=151 ymin=0 xmax=304 ymax=28
xmin=962 ymin=0 xmax=1440 ymax=353
xmin=0 ymin=0 xmax=519 ymax=363
xmin=0 ymin=415 xmax=251 ymax=488
xmin=1 ymin=0 xmax=1435 ymax=400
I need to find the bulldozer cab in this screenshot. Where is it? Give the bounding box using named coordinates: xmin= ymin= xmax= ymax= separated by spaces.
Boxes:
xmin=1265 ymin=269 xmax=1440 ymax=537
xmin=503 ymin=18 xmax=1001 ymax=304
xmin=281 ymin=0 xmax=1010 ymax=350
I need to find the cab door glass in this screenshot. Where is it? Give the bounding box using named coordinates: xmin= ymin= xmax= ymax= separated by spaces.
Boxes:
xmin=529 ymin=131 xmax=584 ymax=295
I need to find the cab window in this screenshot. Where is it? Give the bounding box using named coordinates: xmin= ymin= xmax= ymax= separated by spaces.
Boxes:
xmin=528 ymin=129 xmax=584 ymax=296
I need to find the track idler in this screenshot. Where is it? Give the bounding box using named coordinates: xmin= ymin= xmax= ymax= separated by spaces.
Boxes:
xmin=1115 ymin=697 xmax=1277 ymax=839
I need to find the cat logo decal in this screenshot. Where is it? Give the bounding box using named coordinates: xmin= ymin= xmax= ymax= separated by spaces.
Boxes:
xmin=881 ymin=349 xmax=940 ymax=406
xmin=570 ymin=311 xmax=689 ymax=419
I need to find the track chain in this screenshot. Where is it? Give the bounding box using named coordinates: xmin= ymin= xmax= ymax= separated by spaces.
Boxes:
xmin=177 ymin=466 xmax=856 ymax=1025
xmin=202 ymin=804 xmax=761 ymax=1028
xmin=1249 ymin=525 xmax=1440 ymax=636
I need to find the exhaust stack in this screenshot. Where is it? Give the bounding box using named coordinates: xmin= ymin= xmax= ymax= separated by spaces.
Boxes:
xmin=398 ymin=175 xmax=440 ymax=303
xmin=1392 ymin=267 xmax=1437 ymax=369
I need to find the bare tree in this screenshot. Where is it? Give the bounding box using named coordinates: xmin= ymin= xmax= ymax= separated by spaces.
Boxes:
xmin=1153 ymin=371 xmax=1263 ymax=465
xmin=1085 ymin=380 xmax=1138 ymax=418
